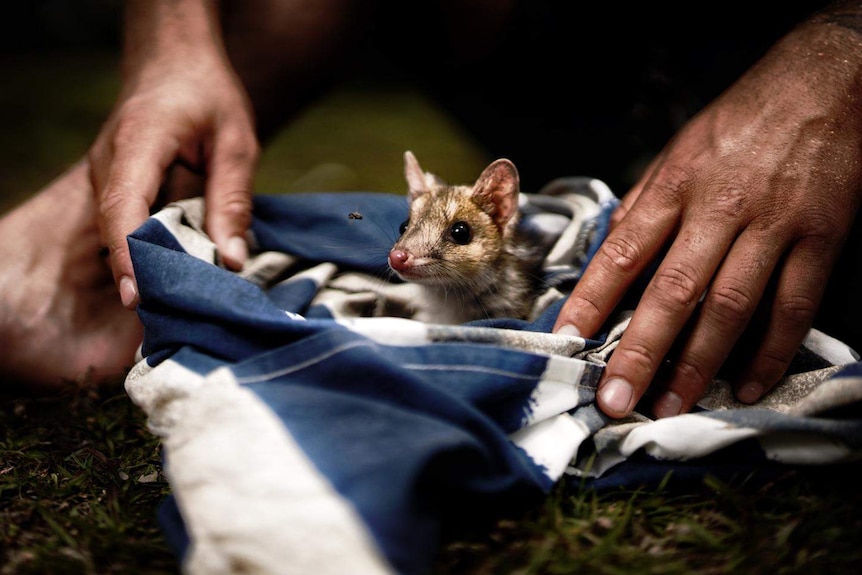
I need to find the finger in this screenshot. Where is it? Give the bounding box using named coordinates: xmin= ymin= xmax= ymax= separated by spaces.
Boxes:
xmin=733 ymin=237 xmax=834 ymax=403
xmin=553 ymin=190 xmax=678 ymax=338
xmin=611 ymin=157 xmax=658 ymax=228
xmin=93 ymin=131 xmax=179 ymax=309
xmin=652 ymin=230 xmax=783 ymax=417
xmin=87 ymin=132 xmax=113 ymax=240
xmin=204 ymin=123 xmax=259 ymax=270
xmin=610 ymin=187 xmax=640 ymax=229
xmin=596 ymin=220 xmax=735 ymax=418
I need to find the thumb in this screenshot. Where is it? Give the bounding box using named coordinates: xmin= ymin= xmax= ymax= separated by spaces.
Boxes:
xmin=204 ymin=125 xmax=259 ymax=270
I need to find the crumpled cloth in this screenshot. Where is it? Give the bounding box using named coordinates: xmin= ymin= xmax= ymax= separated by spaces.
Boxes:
xmin=124 ymin=176 xmax=862 ymax=575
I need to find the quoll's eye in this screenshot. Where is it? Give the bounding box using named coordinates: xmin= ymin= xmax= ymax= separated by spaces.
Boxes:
xmin=399 ymin=220 xmax=409 ymax=235
xmin=449 ymin=221 xmax=472 ymax=245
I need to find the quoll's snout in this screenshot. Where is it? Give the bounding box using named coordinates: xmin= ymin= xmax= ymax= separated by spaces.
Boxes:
xmin=388 ymin=249 xmax=411 ymax=273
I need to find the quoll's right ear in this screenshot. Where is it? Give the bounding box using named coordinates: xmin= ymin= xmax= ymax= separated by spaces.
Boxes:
xmin=404 ymin=151 xmax=428 ymax=203
xmin=404 ymin=151 xmax=446 ymax=203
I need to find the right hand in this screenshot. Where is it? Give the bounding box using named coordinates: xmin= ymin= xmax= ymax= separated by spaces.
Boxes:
xmin=88 ymin=34 xmax=259 ymax=309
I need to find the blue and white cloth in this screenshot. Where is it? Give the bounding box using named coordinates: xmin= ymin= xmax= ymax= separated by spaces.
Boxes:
xmin=125 ymin=177 xmax=862 ymax=575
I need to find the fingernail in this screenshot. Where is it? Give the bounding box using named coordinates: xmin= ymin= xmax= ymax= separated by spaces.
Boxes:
xmin=653 ymin=391 xmax=683 ymax=418
xmin=223 ymin=236 xmax=248 ymax=268
xmin=598 ymin=377 xmax=633 ymax=415
xmin=119 ymin=275 xmax=138 ymax=309
xmin=737 ymin=381 xmax=764 ymax=404
xmin=555 ymin=324 xmax=582 ymax=337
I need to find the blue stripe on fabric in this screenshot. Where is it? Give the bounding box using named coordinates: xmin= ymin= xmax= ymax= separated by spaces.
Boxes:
xmin=251 ymin=192 xmax=408 ymax=274
xmin=265 ymin=277 xmax=321 ymax=312
xmin=234 ymin=328 xmax=553 ymax=575
xmin=128 ymin=234 xmax=328 ymax=365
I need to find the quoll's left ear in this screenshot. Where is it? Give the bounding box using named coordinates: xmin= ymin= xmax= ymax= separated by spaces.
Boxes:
xmin=472 ymin=159 xmax=520 ymax=229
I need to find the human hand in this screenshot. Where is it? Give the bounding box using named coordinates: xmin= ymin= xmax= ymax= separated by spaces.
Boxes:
xmin=554 ymin=16 xmax=862 ymax=418
xmin=89 ymin=1 xmax=259 ymax=309
xmin=0 ymin=161 xmax=143 ymax=392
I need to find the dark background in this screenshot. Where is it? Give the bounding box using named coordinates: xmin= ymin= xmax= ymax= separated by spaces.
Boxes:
xmin=1 ymin=1 xmax=859 ymax=352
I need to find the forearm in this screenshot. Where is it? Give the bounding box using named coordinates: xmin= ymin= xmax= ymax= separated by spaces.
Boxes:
xmin=808 ymin=1 xmax=862 ymax=33
xmin=121 ymin=0 xmax=228 ymax=82
xmin=729 ymin=0 xmax=862 ymax=155
xmin=220 ymin=0 xmax=369 ymax=141
xmin=788 ymin=1 xmax=862 ymax=82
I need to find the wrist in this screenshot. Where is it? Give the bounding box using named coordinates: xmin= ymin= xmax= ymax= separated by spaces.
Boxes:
xmin=789 ymin=2 xmax=862 ymax=79
xmin=121 ymin=0 xmax=226 ymax=81
xmin=750 ymin=6 xmax=862 ymax=116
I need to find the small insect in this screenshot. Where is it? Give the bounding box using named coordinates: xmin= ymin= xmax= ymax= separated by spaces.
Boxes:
xmin=348 ymin=211 xmax=363 ymax=220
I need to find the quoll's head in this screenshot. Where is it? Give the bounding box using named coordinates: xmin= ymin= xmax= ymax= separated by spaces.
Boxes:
xmin=388 ymin=151 xmax=520 ymax=287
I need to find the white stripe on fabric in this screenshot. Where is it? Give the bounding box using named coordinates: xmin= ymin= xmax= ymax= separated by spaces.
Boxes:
xmin=803 ymin=328 xmax=860 ymax=365
xmin=509 ymin=413 xmax=591 ymax=481
xmin=125 ymin=356 xmax=205 ymax=436
xmin=129 ymin=360 xmax=393 ymax=575
xmin=521 ymin=356 xmax=589 ymax=427
xmin=151 ymin=200 xmax=217 ymax=263
xmin=337 ymin=317 xmax=431 ymax=346
xmin=619 ymin=414 xmax=759 ymax=460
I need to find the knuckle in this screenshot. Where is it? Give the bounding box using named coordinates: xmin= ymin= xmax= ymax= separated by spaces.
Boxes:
xmin=213 ymin=190 xmax=254 ymax=226
xmin=87 ymin=137 xmax=106 ymax=165
xmin=647 ymin=163 xmax=697 ymax=204
xmin=596 ymin=232 xmax=644 ymax=275
xmin=751 ymin=346 xmax=795 ymax=383
xmin=705 ymin=281 xmax=756 ymax=326
xmin=98 ymin=186 xmax=128 ymax=220
xmin=650 ymin=263 xmax=701 ymax=309
xmin=227 ymin=138 xmax=259 ymax=166
xmin=112 ymin=116 xmax=140 ymax=144
xmin=563 ymin=292 xmax=603 ymax=324
xmin=775 ymin=291 xmax=818 ymax=327
xmin=651 ymin=165 xmax=753 ymax=223
xmin=800 ymin=208 xmax=839 ymax=239
xmin=110 ymin=106 xmax=153 ymax=145
xmin=615 ymin=340 xmax=658 ymax=376
xmin=672 ymin=357 xmax=710 ymax=391
xmin=708 ymin=182 xmax=748 ymax=219
xmin=220 ymin=125 xmax=260 ymax=164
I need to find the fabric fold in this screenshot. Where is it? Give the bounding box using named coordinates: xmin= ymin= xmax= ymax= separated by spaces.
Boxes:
xmin=125 ymin=179 xmax=861 ymax=575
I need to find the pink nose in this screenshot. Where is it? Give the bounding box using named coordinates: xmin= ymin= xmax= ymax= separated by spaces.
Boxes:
xmin=388 ymin=249 xmax=411 ymax=272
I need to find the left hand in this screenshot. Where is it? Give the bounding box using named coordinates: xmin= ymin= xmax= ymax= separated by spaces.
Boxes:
xmin=554 ymin=16 xmax=862 ymax=418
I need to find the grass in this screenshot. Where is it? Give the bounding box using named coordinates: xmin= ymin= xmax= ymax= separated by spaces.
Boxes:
xmin=0 ymin=381 xmax=175 ymax=575
xmin=4 ymin=380 xmax=861 ymax=573
xmin=2 ymin=47 xmax=862 ymax=574
xmin=435 ymin=467 xmax=862 ymax=574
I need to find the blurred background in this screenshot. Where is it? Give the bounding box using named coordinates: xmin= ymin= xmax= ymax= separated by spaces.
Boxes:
xmin=0 ymin=1 xmax=491 ymax=214
xmin=1 ymin=1 xmax=859 ymax=352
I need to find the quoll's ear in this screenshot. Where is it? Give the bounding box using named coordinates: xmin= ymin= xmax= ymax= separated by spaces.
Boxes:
xmin=404 ymin=151 xmax=446 ymax=203
xmin=404 ymin=151 xmax=429 ymax=203
xmin=472 ymin=159 xmax=520 ymax=229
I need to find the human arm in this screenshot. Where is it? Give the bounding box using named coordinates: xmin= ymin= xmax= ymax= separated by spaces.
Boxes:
xmin=553 ymin=1 xmax=862 ymax=417
xmin=88 ymin=0 xmax=259 ymax=309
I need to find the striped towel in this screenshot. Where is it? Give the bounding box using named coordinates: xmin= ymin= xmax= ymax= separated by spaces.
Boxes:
xmin=125 ymin=177 xmax=862 ymax=575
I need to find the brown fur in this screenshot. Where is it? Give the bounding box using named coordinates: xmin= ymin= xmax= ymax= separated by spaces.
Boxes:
xmin=388 ymin=151 xmax=541 ymax=323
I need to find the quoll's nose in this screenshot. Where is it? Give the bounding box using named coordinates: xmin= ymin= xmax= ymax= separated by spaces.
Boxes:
xmin=388 ymin=249 xmax=411 ymax=272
